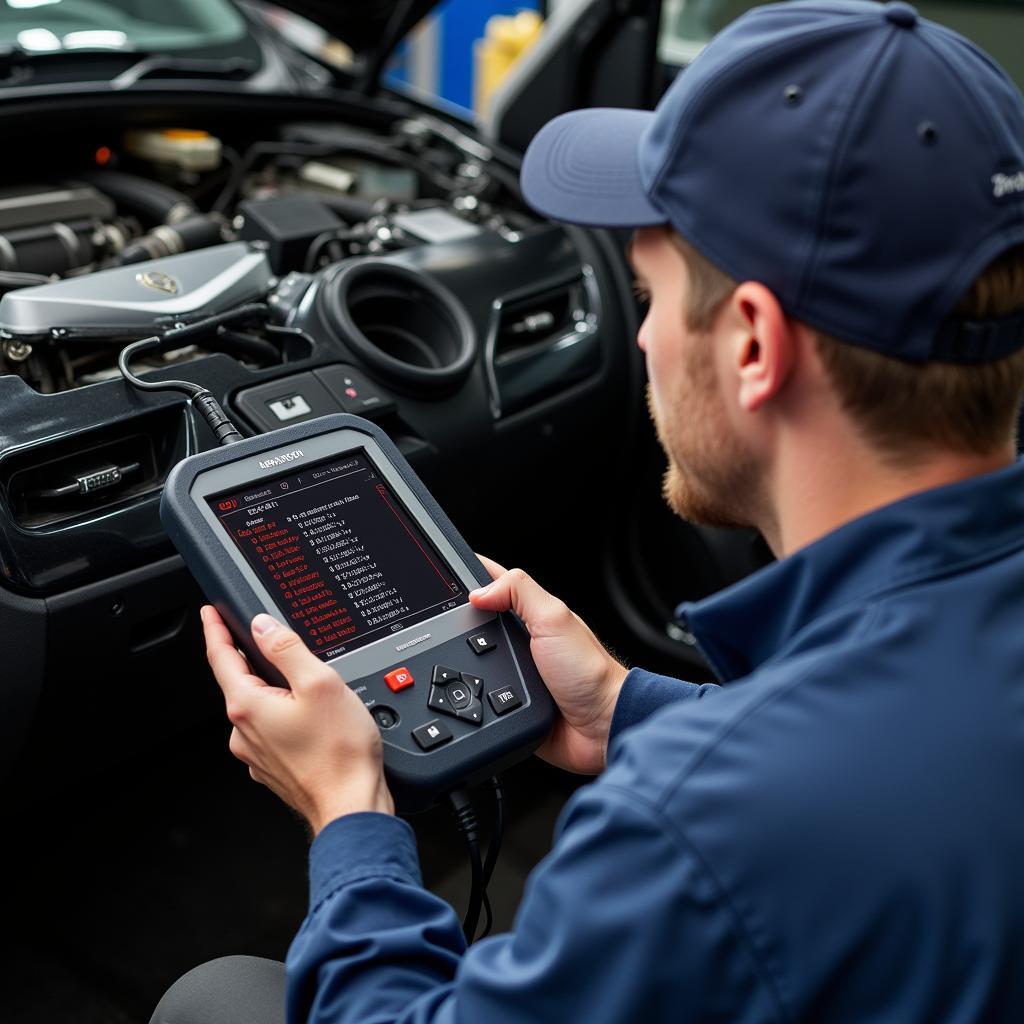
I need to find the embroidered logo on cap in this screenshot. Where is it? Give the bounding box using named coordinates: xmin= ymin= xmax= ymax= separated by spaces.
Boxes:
xmin=992 ymin=171 xmax=1024 ymax=199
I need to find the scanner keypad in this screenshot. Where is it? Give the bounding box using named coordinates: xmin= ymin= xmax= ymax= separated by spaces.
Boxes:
xmin=356 ymin=626 xmax=524 ymax=756
xmin=427 ymin=666 xmax=485 ymax=727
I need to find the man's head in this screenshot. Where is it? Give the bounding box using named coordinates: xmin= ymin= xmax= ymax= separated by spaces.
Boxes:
xmin=630 ymin=224 xmax=1024 ymax=539
xmin=520 ymin=0 xmax=1024 ymax=549
xmin=629 ymin=226 xmax=763 ymax=531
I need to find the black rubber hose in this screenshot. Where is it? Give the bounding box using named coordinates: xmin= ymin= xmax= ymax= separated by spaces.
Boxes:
xmin=114 ymin=213 xmax=226 ymax=265
xmin=208 ymin=328 xmax=281 ymax=365
xmin=0 ymin=269 xmax=51 ymax=291
xmin=79 ymin=170 xmax=196 ymax=226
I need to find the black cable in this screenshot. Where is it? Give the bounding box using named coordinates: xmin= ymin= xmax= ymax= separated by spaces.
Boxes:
xmin=477 ymin=776 xmax=505 ymax=940
xmin=118 ymin=336 xmax=243 ymax=446
xmin=160 ymin=303 xmax=270 ymax=344
xmin=447 ymin=789 xmax=484 ymax=943
xmin=118 ymin=336 xmax=203 ymax=397
xmin=117 ymin=301 xmax=272 ymax=446
xmin=482 ymin=776 xmax=505 ymax=891
xmin=480 ymin=888 xmax=494 ymax=941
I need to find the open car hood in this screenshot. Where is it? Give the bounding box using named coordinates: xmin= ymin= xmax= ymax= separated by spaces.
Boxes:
xmin=269 ymin=0 xmax=442 ymax=86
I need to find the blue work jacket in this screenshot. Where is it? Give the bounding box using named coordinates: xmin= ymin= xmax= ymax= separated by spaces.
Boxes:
xmin=287 ymin=461 xmax=1024 ymax=1023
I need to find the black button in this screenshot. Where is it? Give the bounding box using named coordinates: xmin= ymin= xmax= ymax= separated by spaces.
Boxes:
xmin=430 ymin=682 xmax=483 ymax=725
xmin=884 ymin=1 xmax=918 ymax=28
xmin=460 ymin=672 xmax=484 ymax=697
xmin=487 ymin=686 xmax=522 ymax=716
xmin=372 ymin=705 xmax=399 ymax=729
xmin=455 ymin=698 xmax=484 ymax=726
xmin=446 ymin=683 xmax=472 ymax=710
xmin=412 ymin=719 xmax=452 ymax=751
xmin=432 ymin=665 xmax=462 ymax=685
xmin=468 ymin=633 xmax=496 ymax=655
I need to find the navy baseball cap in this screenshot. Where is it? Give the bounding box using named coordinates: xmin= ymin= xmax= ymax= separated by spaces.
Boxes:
xmin=520 ymin=0 xmax=1024 ymax=363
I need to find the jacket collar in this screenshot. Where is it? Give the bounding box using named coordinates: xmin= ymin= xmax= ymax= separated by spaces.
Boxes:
xmin=676 ymin=459 xmax=1024 ymax=682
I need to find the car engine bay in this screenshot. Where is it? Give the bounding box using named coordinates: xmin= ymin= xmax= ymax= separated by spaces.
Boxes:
xmin=0 ymin=116 xmax=553 ymax=395
xmin=0 ymin=106 xmax=635 ymax=581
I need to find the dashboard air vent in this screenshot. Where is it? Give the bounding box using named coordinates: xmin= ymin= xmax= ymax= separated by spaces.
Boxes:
xmin=488 ymin=271 xmax=600 ymax=415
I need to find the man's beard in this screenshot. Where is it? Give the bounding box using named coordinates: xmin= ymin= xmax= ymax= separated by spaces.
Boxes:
xmin=646 ymin=370 xmax=761 ymax=531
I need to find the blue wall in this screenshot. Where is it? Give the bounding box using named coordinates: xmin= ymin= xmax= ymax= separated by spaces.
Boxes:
xmin=388 ymin=0 xmax=541 ymax=114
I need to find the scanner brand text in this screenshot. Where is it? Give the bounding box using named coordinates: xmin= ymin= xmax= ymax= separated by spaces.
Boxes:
xmin=258 ymin=449 xmax=305 ymax=470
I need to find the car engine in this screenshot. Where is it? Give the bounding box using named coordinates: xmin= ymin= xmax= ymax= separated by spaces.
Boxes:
xmin=0 ymin=117 xmax=539 ymax=394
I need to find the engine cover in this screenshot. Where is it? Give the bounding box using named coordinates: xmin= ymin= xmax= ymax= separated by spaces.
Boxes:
xmin=0 ymin=242 xmax=272 ymax=340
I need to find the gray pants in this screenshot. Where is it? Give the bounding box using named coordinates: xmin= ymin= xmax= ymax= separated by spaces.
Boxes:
xmin=150 ymin=955 xmax=286 ymax=1024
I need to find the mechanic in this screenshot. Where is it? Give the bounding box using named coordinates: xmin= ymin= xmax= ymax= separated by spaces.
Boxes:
xmin=153 ymin=2 xmax=1024 ymax=1021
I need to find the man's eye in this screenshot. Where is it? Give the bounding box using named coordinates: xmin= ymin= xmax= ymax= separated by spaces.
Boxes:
xmin=632 ymin=280 xmax=650 ymax=304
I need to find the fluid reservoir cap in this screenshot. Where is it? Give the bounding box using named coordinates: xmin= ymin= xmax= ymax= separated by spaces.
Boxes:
xmin=125 ymin=129 xmax=222 ymax=172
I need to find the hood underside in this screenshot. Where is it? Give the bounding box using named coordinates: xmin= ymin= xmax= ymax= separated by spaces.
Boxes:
xmin=275 ymin=0 xmax=441 ymax=63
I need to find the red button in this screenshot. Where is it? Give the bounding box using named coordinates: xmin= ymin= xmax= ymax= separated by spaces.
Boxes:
xmin=384 ymin=667 xmax=414 ymax=692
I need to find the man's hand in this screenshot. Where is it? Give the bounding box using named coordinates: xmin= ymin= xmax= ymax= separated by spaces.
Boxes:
xmin=470 ymin=557 xmax=628 ymax=775
xmin=202 ymin=605 xmax=394 ymax=834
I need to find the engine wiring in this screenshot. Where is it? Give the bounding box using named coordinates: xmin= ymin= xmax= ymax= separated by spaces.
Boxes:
xmin=116 ymin=304 xmax=274 ymax=446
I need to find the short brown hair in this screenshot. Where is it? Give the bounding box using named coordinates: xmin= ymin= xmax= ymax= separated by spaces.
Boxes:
xmin=669 ymin=230 xmax=738 ymax=333
xmin=668 ymin=228 xmax=1024 ymax=464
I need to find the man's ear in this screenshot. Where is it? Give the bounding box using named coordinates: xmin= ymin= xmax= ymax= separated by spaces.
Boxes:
xmin=726 ymin=282 xmax=797 ymax=413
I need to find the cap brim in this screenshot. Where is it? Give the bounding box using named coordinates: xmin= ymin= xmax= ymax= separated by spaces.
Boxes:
xmin=520 ymin=108 xmax=665 ymax=229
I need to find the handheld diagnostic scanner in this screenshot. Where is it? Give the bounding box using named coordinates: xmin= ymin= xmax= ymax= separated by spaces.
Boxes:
xmin=160 ymin=413 xmax=554 ymax=813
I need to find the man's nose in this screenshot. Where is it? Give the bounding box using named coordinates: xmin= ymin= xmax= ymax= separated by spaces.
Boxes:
xmin=636 ymin=312 xmax=651 ymax=353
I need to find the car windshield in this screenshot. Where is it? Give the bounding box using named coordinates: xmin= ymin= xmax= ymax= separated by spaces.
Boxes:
xmin=0 ymin=0 xmax=247 ymax=53
xmin=660 ymin=0 xmax=1024 ymax=91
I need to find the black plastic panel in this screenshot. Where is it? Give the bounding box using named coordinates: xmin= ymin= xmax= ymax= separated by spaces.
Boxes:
xmin=0 ymin=225 xmax=619 ymax=595
xmin=7 ymin=554 xmax=219 ymax=794
xmin=234 ymin=370 xmax=343 ymax=433
xmin=0 ymin=585 xmax=46 ymax=780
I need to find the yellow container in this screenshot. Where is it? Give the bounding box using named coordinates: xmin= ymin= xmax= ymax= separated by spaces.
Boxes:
xmin=474 ymin=10 xmax=543 ymax=116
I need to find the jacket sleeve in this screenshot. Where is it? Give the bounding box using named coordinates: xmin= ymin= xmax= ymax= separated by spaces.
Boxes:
xmin=608 ymin=666 xmax=720 ymax=741
xmin=286 ymin=784 xmax=781 ymax=1024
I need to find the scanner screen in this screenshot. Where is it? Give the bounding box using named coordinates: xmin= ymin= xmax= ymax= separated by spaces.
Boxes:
xmin=208 ymin=450 xmax=467 ymax=660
